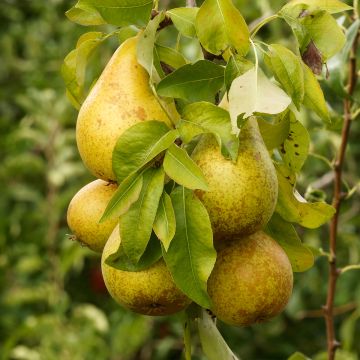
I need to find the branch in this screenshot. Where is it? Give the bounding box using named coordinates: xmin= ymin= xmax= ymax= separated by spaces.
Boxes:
xmin=186 ymin=0 xmax=197 ymax=7
xmin=324 ymin=9 xmax=359 ymax=360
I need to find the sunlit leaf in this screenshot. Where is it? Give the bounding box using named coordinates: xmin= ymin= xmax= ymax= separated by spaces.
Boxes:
xmin=168 ymin=7 xmax=199 ymax=37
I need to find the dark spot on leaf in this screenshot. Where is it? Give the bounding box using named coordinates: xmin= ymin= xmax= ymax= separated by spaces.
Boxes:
xmin=295 ymin=152 xmax=300 ymax=156
xmin=294 ymin=144 xmax=299 ymax=148
xmin=302 ymin=41 xmax=323 ymax=75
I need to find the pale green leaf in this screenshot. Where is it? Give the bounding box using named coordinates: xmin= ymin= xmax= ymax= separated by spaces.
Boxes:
xmin=153 ymin=191 xmax=176 ymax=251
xmin=196 ymin=0 xmax=249 ymax=55
xmin=265 ymin=44 xmax=304 ymax=110
xmin=120 ymin=168 xmax=165 ymax=263
xmin=66 ymin=5 xmax=106 ymax=25
xmin=280 ymin=0 xmax=352 ymax=16
xmin=276 ymin=164 xmax=335 ymax=228
xmin=163 ymin=144 xmax=209 ymax=191
xmin=224 ymin=55 xmax=254 ymax=92
xmin=267 ymin=213 xmax=314 ymax=272
xmin=162 ymin=187 xmax=216 ymax=308
xmin=100 ymin=171 xmax=144 ymax=222
xmin=112 ymin=121 xmax=178 ymax=183
xmin=257 ymin=114 xmax=290 ymax=150
xmin=168 ymin=7 xmax=199 ymax=37
xmin=180 ymin=102 xmax=239 ymax=161
xmin=156 ymin=60 xmax=224 ymax=102
xmin=155 ymin=44 xmax=187 ymax=70
xmin=342 ymin=19 xmax=360 ymax=63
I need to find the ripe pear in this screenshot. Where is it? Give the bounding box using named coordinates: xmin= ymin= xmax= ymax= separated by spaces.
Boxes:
xmin=76 ymin=36 xmax=179 ymax=181
xmin=207 ymin=231 xmax=293 ymax=326
xmin=101 ymin=228 xmax=191 ymax=316
xmin=191 ymin=117 xmax=278 ymax=240
xmin=67 ymin=179 xmax=118 ymax=252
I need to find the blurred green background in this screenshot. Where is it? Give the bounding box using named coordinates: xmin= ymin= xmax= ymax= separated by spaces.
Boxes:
xmin=1 ymin=1 xmax=359 ymax=359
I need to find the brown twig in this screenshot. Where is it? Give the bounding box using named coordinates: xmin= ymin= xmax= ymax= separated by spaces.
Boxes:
xmin=324 ymin=12 xmax=359 ymax=360
xmin=186 ymin=0 xmax=197 ymax=7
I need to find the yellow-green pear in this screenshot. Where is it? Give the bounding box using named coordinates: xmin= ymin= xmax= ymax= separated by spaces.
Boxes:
xmin=67 ymin=179 xmax=118 ymax=252
xmin=191 ymin=117 xmax=278 ymax=240
xmin=208 ymin=231 xmax=293 ymax=326
xmin=76 ymin=36 xmax=178 ymax=181
xmin=101 ymin=228 xmax=191 ymax=316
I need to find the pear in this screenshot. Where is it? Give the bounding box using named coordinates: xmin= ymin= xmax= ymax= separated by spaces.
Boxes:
xmin=101 ymin=228 xmax=191 ymax=316
xmin=191 ymin=117 xmax=278 ymax=240
xmin=207 ymin=231 xmax=293 ymax=326
xmin=76 ymin=36 xmax=178 ymax=181
xmin=67 ymin=179 xmax=118 ymax=252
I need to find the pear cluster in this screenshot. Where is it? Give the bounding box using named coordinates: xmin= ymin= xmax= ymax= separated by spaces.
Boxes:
xmin=67 ymin=35 xmax=293 ymax=326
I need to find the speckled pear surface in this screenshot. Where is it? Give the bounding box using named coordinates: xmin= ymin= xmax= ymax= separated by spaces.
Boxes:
xmin=208 ymin=231 xmax=293 ymax=326
xmin=101 ymin=228 xmax=191 ymax=316
xmin=191 ymin=117 xmax=278 ymax=240
xmin=76 ymin=36 xmax=177 ymax=181
xmin=67 ymin=179 xmax=118 ymax=253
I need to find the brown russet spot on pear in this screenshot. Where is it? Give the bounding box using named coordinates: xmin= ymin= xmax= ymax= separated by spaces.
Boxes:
xmin=208 ymin=231 xmax=293 ymax=327
xmin=191 ymin=117 xmax=278 ymax=241
xmin=101 ymin=228 xmax=192 ymax=316
xmin=67 ymin=179 xmax=118 ymax=253
xmin=76 ymin=36 xmax=179 ymax=181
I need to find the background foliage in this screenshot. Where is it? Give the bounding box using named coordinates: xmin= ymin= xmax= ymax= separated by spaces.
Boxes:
xmin=0 ymin=0 xmax=359 ymax=359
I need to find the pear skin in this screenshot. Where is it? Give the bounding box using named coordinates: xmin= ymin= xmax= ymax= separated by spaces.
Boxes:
xmin=191 ymin=117 xmax=278 ymax=240
xmin=101 ymin=228 xmax=191 ymax=316
xmin=208 ymin=231 xmax=293 ymax=326
xmin=67 ymin=179 xmax=118 ymax=252
xmin=76 ymin=36 xmax=178 ymax=181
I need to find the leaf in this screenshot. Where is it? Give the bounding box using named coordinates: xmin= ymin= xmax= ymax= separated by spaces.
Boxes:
xmin=197 ymin=309 xmax=239 ymax=360
xmin=153 ymin=191 xmax=176 ymax=251
xmin=155 ymin=44 xmax=187 ymax=70
xmin=302 ymin=63 xmax=330 ymax=122
xmin=280 ymin=0 xmax=352 ymax=16
xmin=224 ymin=55 xmax=254 ymax=92
xmin=162 ymin=187 xmax=216 ymax=308
xmin=257 ymin=114 xmax=290 ymax=150
xmin=105 ymin=229 xmax=162 ymax=271
xmin=342 ymin=19 xmax=360 ymax=64
xmin=100 ymin=171 xmax=144 ymax=222
xmin=265 ymin=44 xmax=304 ymax=110
xmin=156 ymin=60 xmax=224 ymax=102
xmin=137 ymin=12 xmax=165 ymax=84
xmin=276 ymin=164 xmax=335 ymax=228
xmin=280 ymin=112 xmax=310 ymax=173
xmin=118 ymin=26 xmax=140 ymax=44
xmin=228 ymin=67 xmax=291 ymax=134
xmin=78 ymin=0 xmax=154 ymax=27
xmin=266 ymin=213 xmax=314 ymax=272
xmin=163 ymin=144 xmax=209 ymax=191
xmin=66 ymin=4 xmax=106 ymax=25
xmin=196 ymin=0 xmax=249 ymax=56
xmin=120 ymin=168 xmax=165 ymax=263
xmin=180 ymin=102 xmax=239 ymax=161
xmin=167 ymin=7 xmax=199 ymax=38
xmin=112 ymin=121 xmax=178 ymax=183
xmin=61 ymin=31 xmax=106 ymax=108
xmin=183 ymin=312 xmax=192 ymax=360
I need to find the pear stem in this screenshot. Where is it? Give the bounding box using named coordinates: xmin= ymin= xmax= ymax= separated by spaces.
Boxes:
xmin=324 ymin=6 xmax=359 ymax=360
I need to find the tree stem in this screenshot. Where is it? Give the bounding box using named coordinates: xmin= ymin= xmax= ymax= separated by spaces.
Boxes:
xmin=186 ymin=0 xmax=197 ymax=7
xmin=324 ymin=10 xmax=359 ymax=360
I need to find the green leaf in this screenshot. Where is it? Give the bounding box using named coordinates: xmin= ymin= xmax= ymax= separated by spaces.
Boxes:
xmin=224 ymin=55 xmax=254 ymax=92
xmin=276 ymin=164 xmax=335 ymax=228
xmin=112 ymin=121 xmax=178 ymax=183
xmin=266 ymin=213 xmax=314 ymax=272
xmin=257 ymin=114 xmax=290 ymax=150
xmin=196 ymin=0 xmax=249 ymax=56
xmin=153 ymin=191 xmax=176 ymax=251
xmin=163 ymin=144 xmax=209 ymax=191
xmin=118 ymin=26 xmax=140 ymax=44
xmin=280 ymin=112 xmax=310 ymax=173
xmin=137 ymin=12 xmax=165 ymax=84
xmin=183 ymin=312 xmax=192 ymax=360
xmin=100 ymin=171 xmax=144 ymax=222
xmin=167 ymin=7 xmax=199 ymax=38
xmin=198 ymin=309 xmax=239 ymax=360
xmin=61 ymin=31 xmax=106 ymax=108
xmin=280 ymin=0 xmax=352 ymax=16
xmin=66 ymin=4 xmax=106 ymax=25
xmin=162 ymin=187 xmax=216 ymax=308
xmin=120 ymin=168 xmax=165 ymax=263
xmin=180 ymin=102 xmax=239 ymax=161
xmin=78 ymin=0 xmax=154 ymax=27
xmin=156 ymin=60 xmax=224 ymax=102
xmin=265 ymin=44 xmax=304 ymax=110
xmin=105 ymin=229 xmax=162 ymax=271
xmin=155 ymin=44 xmax=187 ymax=70
xmin=228 ymin=68 xmax=291 ymax=134
xmin=302 ymin=63 xmax=330 ymax=122
xmin=342 ymin=19 xmax=360 ymax=64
